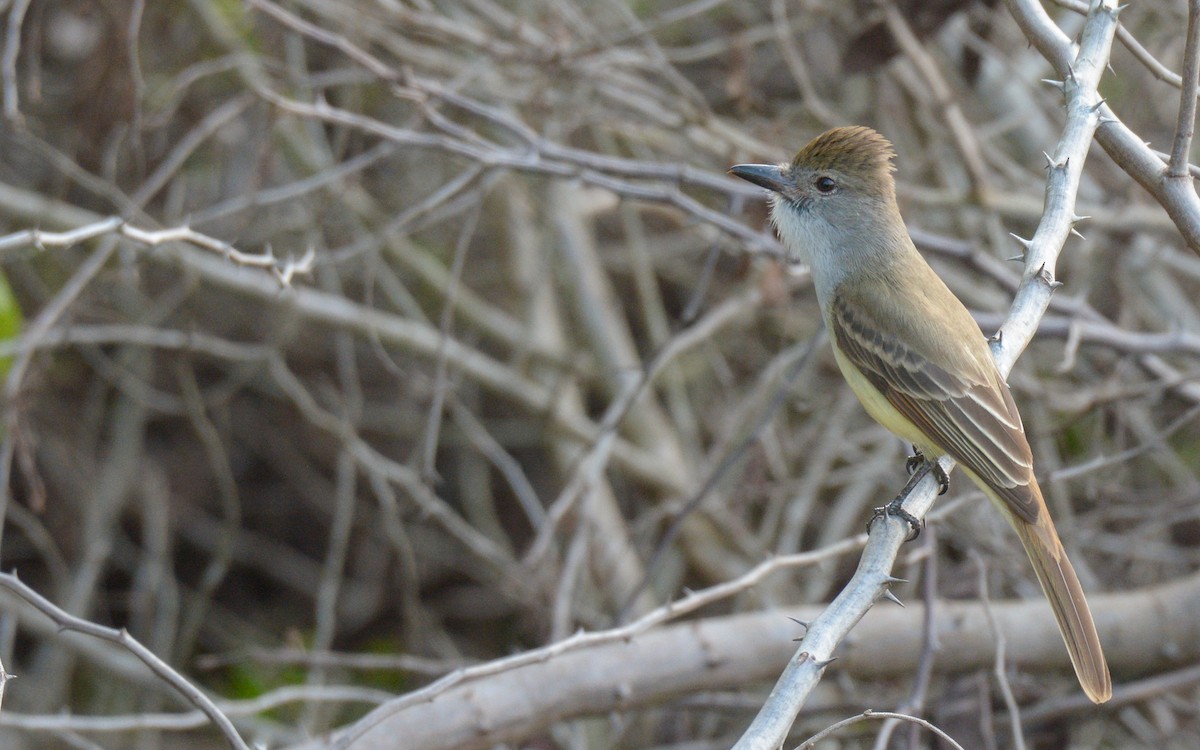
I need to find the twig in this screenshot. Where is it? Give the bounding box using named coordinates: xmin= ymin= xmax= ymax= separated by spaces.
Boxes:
xmin=0 ymin=571 xmax=250 ymax=750
xmin=769 ymin=0 xmax=840 ymax=126
xmin=0 ymin=237 xmax=121 ymax=554
xmin=0 ymin=683 xmax=390 ymax=735
xmin=0 ymin=653 xmax=13 ymax=713
xmin=0 ymin=218 xmax=316 ymax=283
xmin=882 ymin=0 xmax=991 ymax=196
xmin=1019 ymin=662 xmax=1200 ymax=725
xmin=1009 ymin=0 xmax=1200 ymax=252
xmin=1051 ymin=0 xmax=1194 ymax=91
xmin=797 ymin=709 xmax=965 ymax=750
xmin=1 ymin=0 xmax=29 ymax=123
xmin=1170 ymin=0 xmax=1200 ymax=179
xmin=872 ymin=527 xmax=940 ymax=750
xmin=324 ymin=535 xmax=869 ymax=749
xmin=972 ymin=551 xmax=1026 ymax=750
xmin=420 ymin=200 xmax=482 ymax=480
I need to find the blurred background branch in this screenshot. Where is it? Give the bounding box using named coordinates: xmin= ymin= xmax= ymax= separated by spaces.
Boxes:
xmin=0 ymin=1 xmax=1197 ymax=748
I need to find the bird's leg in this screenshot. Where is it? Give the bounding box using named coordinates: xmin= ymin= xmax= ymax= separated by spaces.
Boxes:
xmin=869 ymin=467 xmax=925 ymax=540
xmin=904 ymin=445 xmax=924 ymax=475
xmin=869 ymin=455 xmax=949 ymax=540
xmin=905 ymin=447 xmax=949 ymax=495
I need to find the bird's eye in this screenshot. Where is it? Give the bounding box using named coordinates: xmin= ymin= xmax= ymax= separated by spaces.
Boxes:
xmin=814 ymin=176 xmax=837 ymax=194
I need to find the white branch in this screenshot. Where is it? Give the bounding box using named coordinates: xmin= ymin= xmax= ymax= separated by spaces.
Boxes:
xmin=0 ymin=218 xmax=315 ymax=285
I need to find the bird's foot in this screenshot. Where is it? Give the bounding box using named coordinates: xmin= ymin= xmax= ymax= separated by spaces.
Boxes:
xmin=904 ymin=446 xmax=924 ymax=475
xmin=868 ymin=496 xmax=922 ymax=541
xmin=906 ymin=448 xmax=949 ymax=495
xmin=868 ymin=453 xmax=952 ymax=541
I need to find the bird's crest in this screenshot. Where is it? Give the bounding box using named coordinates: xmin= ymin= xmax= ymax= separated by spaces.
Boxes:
xmin=791 ymin=126 xmax=897 ymax=179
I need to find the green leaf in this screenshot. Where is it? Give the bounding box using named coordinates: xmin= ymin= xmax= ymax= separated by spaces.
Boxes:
xmin=0 ymin=269 xmax=23 ymax=379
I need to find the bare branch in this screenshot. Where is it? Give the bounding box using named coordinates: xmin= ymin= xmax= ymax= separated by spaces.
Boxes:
xmin=1011 ymin=0 xmax=1200 ymax=252
xmin=1170 ymin=0 xmax=1200 ymax=178
xmin=0 ymin=571 xmax=250 ymax=750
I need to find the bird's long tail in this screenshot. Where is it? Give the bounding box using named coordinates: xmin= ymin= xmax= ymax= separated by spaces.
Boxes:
xmin=1011 ymin=483 xmax=1111 ymax=703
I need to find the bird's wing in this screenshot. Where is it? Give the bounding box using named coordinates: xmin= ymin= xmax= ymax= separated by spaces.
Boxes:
xmin=830 ymin=291 xmax=1039 ymax=524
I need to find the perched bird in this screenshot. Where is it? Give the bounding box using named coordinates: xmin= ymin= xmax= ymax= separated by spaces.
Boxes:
xmin=729 ymin=126 xmax=1111 ymax=703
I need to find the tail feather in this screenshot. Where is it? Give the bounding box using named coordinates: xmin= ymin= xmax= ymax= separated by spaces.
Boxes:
xmin=1012 ymin=497 xmax=1112 ymax=703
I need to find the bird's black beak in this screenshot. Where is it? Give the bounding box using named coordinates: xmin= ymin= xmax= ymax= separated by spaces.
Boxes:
xmin=729 ymin=163 xmax=789 ymax=194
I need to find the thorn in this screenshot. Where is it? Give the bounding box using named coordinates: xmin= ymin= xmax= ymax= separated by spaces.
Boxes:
xmin=1114 ymin=3 xmax=1129 ymax=15
xmin=788 ymin=616 xmax=810 ymax=631
xmin=882 ymin=575 xmax=908 ymax=585
xmin=990 ymin=329 xmax=1004 ymax=344
xmin=1090 ymin=98 xmax=1107 ymax=112
xmin=1040 ymin=150 xmax=1067 ymax=170
xmin=1038 ymin=265 xmax=1063 ymax=289
xmin=1066 ymin=64 xmax=1077 ymax=83
xmin=1071 ymin=213 xmax=1090 ymax=224
xmin=1070 ymin=227 xmax=1086 ymax=240
xmin=1006 ymin=254 xmax=1025 ymax=262
xmin=813 ymin=656 xmax=838 ymax=668
xmin=1040 ymin=78 xmax=1065 ymax=90
xmin=1009 ymin=232 xmax=1032 ymax=249
xmin=882 ymin=590 xmax=906 ymax=607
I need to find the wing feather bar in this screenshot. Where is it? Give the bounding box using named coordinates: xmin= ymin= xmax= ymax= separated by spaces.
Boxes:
xmin=831 ymin=295 xmax=1039 ymax=524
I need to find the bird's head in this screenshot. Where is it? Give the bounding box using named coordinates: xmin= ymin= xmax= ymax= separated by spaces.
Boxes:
xmin=730 ymin=125 xmax=897 ymax=212
xmin=729 ymin=126 xmax=905 ymax=291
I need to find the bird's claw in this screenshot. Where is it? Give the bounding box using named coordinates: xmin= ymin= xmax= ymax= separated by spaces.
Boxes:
xmin=904 ymin=447 xmax=924 ymax=475
xmin=930 ymin=461 xmax=949 ymax=495
xmin=906 ymin=447 xmax=949 ymax=495
xmin=868 ymin=497 xmax=923 ymax=541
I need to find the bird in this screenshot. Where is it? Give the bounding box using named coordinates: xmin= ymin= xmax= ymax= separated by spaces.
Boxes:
xmin=729 ymin=126 xmax=1111 ymax=703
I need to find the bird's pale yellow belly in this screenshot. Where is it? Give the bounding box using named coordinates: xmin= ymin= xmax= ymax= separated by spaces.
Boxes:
xmin=830 ymin=344 xmax=938 ymax=457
